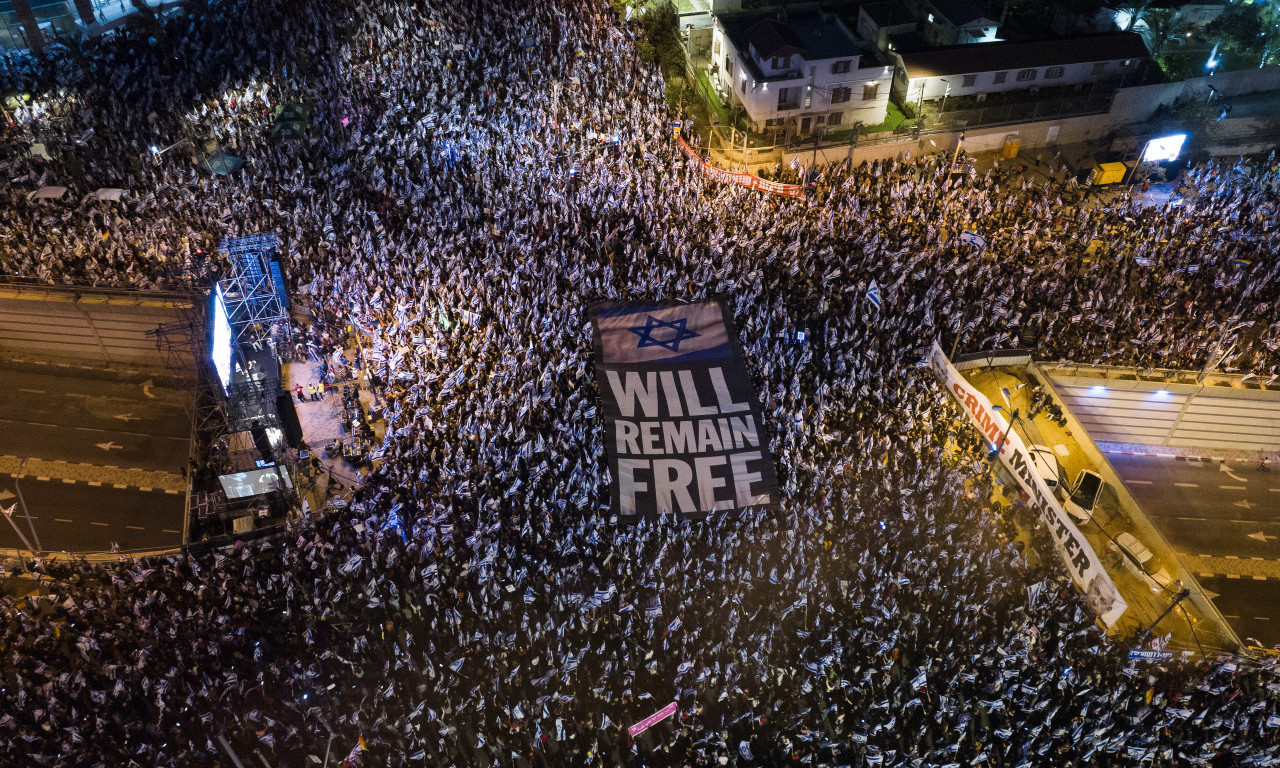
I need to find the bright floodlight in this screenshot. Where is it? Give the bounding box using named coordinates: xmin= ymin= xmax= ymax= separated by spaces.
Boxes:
xmin=211 ymin=285 xmax=235 ymax=391
xmin=1143 ymin=134 xmax=1187 ymax=163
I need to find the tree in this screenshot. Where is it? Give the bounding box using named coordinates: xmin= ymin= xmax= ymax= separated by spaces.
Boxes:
xmin=1139 ymin=7 xmax=1192 ymax=58
xmin=1204 ymin=3 xmax=1265 ymax=56
xmin=1107 ymin=0 xmax=1154 ymax=31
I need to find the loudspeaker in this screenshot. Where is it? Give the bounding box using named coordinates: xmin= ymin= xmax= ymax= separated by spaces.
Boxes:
xmin=275 ymin=391 xmax=304 ymax=449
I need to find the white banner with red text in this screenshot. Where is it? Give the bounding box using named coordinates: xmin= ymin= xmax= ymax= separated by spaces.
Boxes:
xmin=676 ymin=136 xmax=805 ymax=199
xmin=928 ymin=341 xmax=1127 ymax=628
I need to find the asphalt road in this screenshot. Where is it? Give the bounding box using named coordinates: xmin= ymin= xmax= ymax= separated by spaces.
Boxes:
xmin=0 ymin=363 xmax=190 ymax=552
xmin=1107 ymin=455 xmax=1280 ymax=560
xmin=0 ymin=477 xmax=183 ymax=552
xmin=1197 ymin=576 xmax=1280 ymax=650
xmin=0 ymin=366 xmax=189 ymax=473
xmin=1109 ymin=453 xmax=1280 ymax=649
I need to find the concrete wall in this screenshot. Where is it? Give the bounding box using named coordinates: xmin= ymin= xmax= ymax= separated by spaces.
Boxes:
xmin=780 ymin=63 xmax=1280 ymax=169
xmin=1048 ymin=374 xmax=1280 ymax=454
xmin=0 ymin=285 xmax=197 ymax=372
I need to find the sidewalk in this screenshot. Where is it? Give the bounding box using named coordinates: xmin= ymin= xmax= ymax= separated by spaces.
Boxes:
xmin=281 ymin=348 xmax=382 ymax=515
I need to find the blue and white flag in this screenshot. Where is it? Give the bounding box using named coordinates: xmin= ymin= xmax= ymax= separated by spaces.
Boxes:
xmin=960 ymin=230 xmax=987 ymax=250
xmin=866 ymin=280 xmax=882 ymax=311
xmin=739 ymin=741 xmax=754 ymax=760
xmin=449 ymin=658 xmax=464 ymax=673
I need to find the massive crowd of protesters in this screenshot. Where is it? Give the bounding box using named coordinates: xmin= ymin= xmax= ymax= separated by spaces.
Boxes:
xmin=2 ymin=0 xmax=1280 ymax=766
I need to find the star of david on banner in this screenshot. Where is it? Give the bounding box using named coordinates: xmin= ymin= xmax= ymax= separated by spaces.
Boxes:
xmin=628 ymin=315 xmax=700 ymax=352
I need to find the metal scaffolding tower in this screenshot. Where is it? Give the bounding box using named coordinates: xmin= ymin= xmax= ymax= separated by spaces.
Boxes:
xmin=216 ymin=233 xmax=288 ymax=343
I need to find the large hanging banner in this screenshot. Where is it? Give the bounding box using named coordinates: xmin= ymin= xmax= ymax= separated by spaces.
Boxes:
xmin=675 ymin=135 xmax=805 ymax=199
xmin=928 ymin=341 xmax=1128 ymax=628
xmin=590 ymin=299 xmax=780 ymax=519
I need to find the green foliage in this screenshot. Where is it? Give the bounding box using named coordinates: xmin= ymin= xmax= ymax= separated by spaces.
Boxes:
xmin=1205 ymin=4 xmax=1265 ymax=54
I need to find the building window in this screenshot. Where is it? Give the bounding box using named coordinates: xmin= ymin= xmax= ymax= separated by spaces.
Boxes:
xmin=772 ymin=55 xmax=789 ymax=69
xmin=1092 ymin=62 xmax=1106 ymax=75
xmin=1016 ymin=68 xmax=1037 ymax=81
xmin=962 ymin=74 xmax=977 ymax=87
xmin=828 ymin=111 xmax=843 ymax=125
xmin=1045 ymin=66 xmax=1065 ymax=79
xmin=778 ymin=87 xmax=791 ymax=107
xmin=831 ymin=60 xmax=851 ymax=74
xmin=832 ymin=86 xmax=852 ymax=103
xmin=862 ymin=82 xmax=879 ymax=100
xmin=765 ymin=117 xmax=785 ymax=127
xmin=993 ymin=71 xmax=1008 ymax=84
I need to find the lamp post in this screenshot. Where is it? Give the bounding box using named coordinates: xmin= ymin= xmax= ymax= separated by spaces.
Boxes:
xmin=990 ymin=408 xmax=1020 ymax=459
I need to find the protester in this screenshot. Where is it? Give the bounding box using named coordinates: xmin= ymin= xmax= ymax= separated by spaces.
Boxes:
xmin=1 ymin=0 xmax=1279 ymax=766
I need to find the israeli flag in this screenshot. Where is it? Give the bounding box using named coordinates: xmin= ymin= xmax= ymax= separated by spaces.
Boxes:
xmin=449 ymin=658 xmax=464 ymax=673
xmin=866 ymin=280 xmax=882 ymax=311
xmin=739 ymin=741 xmax=754 ymax=760
xmin=524 ymin=588 xmax=536 ymax=604
xmin=677 ymin=661 xmax=694 ymax=675
xmin=960 ymin=230 xmax=987 ymax=250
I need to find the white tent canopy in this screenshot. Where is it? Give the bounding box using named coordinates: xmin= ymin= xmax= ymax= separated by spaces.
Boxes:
xmin=85 ymin=187 xmax=128 ymax=202
xmin=27 ymin=186 xmax=67 ymax=200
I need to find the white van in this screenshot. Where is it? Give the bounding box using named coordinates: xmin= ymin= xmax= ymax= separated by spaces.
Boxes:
xmin=1026 ymin=444 xmax=1065 ymax=497
xmin=1115 ymin=532 xmax=1177 ymax=592
xmin=1064 ymin=469 xmax=1103 ymax=523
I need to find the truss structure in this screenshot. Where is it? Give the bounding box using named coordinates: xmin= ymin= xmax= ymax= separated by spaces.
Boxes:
xmin=217 ymin=233 xmax=288 ymax=343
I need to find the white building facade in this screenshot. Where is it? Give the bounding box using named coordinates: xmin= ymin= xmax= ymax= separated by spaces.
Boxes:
xmin=709 ymin=6 xmax=894 ymax=135
xmin=898 ymin=32 xmax=1154 ymax=105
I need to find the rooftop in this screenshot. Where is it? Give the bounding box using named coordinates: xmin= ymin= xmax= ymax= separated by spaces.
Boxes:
xmin=929 ymin=0 xmax=995 ymax=26
xmin=717 ymin=5 xmax=865 ymax=63
xmin=859 ymin=0 xmax=918 ymax=29
xmin=899 ymin=32 xmax=1152 ymax=78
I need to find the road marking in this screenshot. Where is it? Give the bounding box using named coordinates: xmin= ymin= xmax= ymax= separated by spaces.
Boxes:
xmin=1225 ymin=555 xmax=1239 ymax=559
xmin=1175 ymin=482 xmax=1198 ymax=488
xmin=1248 ymin=531 xmax=1277 ymax=543
xmin=1255 ymin=616 xmax=1272 ymax=620
xmin=1176 ymin=516 xmax=1207 ymax=521
xmin=61 ymin=478 xmax=75 ymax=484
xmin=1255 ymin=576 xmax=1270 ymax=581
xmin=1220 ymin=463 xmax=1248 ymax=483
xmin=139 ymin=486 xmax=152 ymax=492
xmin=17 ymin=388 xmax=45 ymax=394
xmin=54 ymin=518 xmax=72 ymax=523
xmin=88 ymin=481 xmax=101 ymax=487
xmin=1126 ymin=479 xmax=1153 ymax=485
xmin=90 ymin=522 xmax=109 ymax=527
xmin=1235 ymin=500 xmax=1255 ymax=510
xmin=162 ymin=529 xmax=179 ymax=533
xmin=36 ymin=476 xmax=49 ymax=481
xmin=113 ymin=484 xmax=128 ymax=489
xmin=126 ymin=525 xmax=145 ymax=530
xmin=1199 ymin=572 xmax=1215 ymax=577
xmin=1220 ymin=485 xmax=1247 ymax=490
xmin=1227 ymin=574 xmax=1241 ymax=579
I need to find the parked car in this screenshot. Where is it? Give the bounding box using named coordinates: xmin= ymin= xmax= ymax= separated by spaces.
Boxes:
xmin=1026 ymin=444 xmax=1066 ymax=497
xmin=1114 ymin=532 xmax=1177 ymax=592
xmin=1064 ymin=469 xmax=1103 ymax=523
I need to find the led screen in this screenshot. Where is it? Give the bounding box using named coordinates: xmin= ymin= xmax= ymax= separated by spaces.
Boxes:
xmin=1142 ymin=134 xmax=1187 ymax=163
xmin=211 ymin=285 xmax=234 ymax=390
xmin=218 ymin=466 xmax=291 ymax=499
